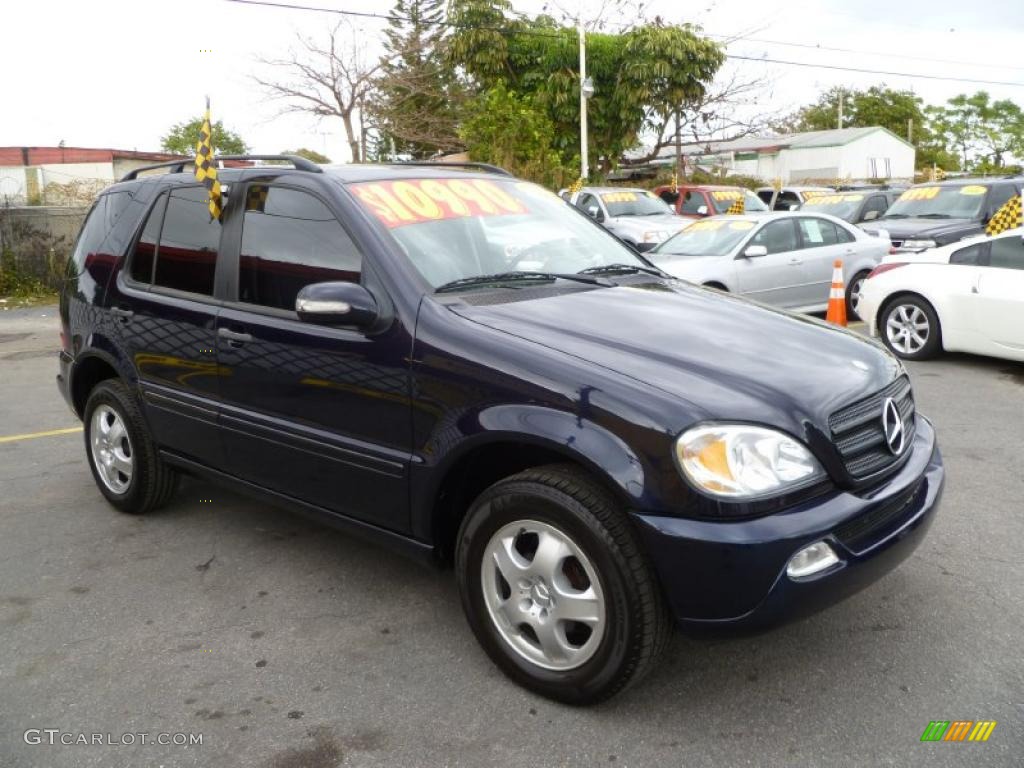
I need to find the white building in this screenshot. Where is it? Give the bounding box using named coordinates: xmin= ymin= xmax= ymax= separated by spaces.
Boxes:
xmin=651 ymin=127 xmax=916 ymax=184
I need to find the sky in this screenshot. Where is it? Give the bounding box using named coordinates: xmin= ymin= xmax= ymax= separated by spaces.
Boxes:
xmin=1 ymin=0 xmax=1022 ymax=163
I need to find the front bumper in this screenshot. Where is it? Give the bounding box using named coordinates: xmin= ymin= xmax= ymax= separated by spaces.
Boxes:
xmin=633 ymin=416 xmax=943 ymax=630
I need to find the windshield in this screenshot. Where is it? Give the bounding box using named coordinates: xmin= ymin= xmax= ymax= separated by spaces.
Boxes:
xmin=649 ymin=218 xmax=757 ymax=258
xmin=600 ymin=190 xmax=673 ymax=217
xmin=798 ymin=193 xmax=865 ymax=220
xmin=708 ymin=189 xmax=769 ymax=214
xmin=349 ymin=177 xmax=649 ymax=289
xmin=883 ymin=185 xmax=987 ymax=219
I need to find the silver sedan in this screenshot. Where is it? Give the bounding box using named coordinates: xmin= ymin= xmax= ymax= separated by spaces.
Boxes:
xmin=647 ymin=212 xmax=890 ymax=316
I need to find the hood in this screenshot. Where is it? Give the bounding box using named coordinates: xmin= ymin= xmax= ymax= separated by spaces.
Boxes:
xmin=607 ymin=214 xmax=687 ymax=235
xmin=861 ymin=216 xmax=980 ymax=241
xmin=451 ymin=281 xmax=902 ymax=439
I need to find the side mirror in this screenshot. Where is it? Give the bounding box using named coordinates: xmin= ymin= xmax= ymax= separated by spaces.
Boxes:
xmin=296 ymin=281 xmax=378 ymax=328
xmin=696 ymin=205 xmax=708 ymax=216
xmin=743 ymin=245 xmax=768 ymax=258
xmin=863 ymin=210 xmax=880 ymax=221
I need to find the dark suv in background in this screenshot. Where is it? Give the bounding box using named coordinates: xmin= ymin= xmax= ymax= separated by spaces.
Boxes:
xmin=860 ymin=177 xmax=1022 ymax=252
xmin=58 ymin=156 xmax=944 ymax=704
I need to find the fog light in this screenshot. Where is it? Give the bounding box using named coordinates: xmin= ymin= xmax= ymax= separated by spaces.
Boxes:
xmin=787 ymin=541 xmax=840 ymax=579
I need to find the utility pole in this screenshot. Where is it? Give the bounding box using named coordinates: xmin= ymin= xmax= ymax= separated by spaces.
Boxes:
xmin=674 ymin=110 xmax=682 ymax=180
xmin=578 ymin=13 xmax=589 ymax=181
xmin=837 ymin=87 xmax=843 ymax=130
xmin=907 ymin=118 xmax=914 ymax=144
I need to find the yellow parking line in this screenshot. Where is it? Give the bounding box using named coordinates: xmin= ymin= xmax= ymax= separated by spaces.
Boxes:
xmin=0 ymin=426 xmax=83 ymax=444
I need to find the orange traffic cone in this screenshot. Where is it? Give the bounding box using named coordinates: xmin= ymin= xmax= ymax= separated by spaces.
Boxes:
xmin=826 ymin=259 xmax=847 ymax=326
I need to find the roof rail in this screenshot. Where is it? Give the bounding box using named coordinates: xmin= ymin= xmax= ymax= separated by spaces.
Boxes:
xmin=399 ymin=161 xmax=513 ymax=177
xmin=217 ymin=154 xmax=323 ymax=173
xmin=120 ymin=159 xmax=190 ymax=181
xmin=120 ymin=153 xmax=323 ymax=182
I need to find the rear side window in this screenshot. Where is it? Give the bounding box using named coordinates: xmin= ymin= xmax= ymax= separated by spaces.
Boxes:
xmin=238 ymin=185 xmax=362 ymax=311
xmin=69 ymin=191 xmax=131 ymax=274
xmin=989 ymin=236 xmax=1024 ymax=270
xmin=680 ymin=191 xmax=705 ymax=214
xmin=153 ymin=187 xmax=220 ymax=296
xmin=950 ymin=243 xmax=984 ymax=265
xmin=797 ymin=217 xmax=838 ymax=248
xmin=986 ymin=185 xmax=1018 ymax=217
xmin=129 ymin=192 xmax=166 ymax=284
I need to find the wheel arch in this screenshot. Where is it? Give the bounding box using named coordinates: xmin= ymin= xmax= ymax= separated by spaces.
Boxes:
xmin=70 ymin=347 xmax=133 ymax=417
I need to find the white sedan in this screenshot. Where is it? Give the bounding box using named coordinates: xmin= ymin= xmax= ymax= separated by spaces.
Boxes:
xmin=858 ymin=228 xmax=1024 ymax=361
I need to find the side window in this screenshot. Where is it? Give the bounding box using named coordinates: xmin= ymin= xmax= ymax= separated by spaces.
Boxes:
xmin=756 ymin=190 xmax=773 ymax=205
xmin=835 ymin=223 xmax=856 ymax=243
xmin=680 ymin=191 xmax=705 ymax=214
xmin=238 ymin=185 xmax=362 ymax=311
xmin=988 ymin=236 xmax=1024 ymax=270
xmin=751 ymin=219 xmax=798 ymax=254
xmin=577 ymin=193 xmax=597 ymax=212
xmin=69 ymin=192 xmax=131 ymax=275
xmin=775 ymin=191 xmax=800 ymax=210
xmin=986 ymin=185 xmax=1017 ymax=217
xmin=129 ymin=192 xmax=167 ymax=284
xmin=797 ymin=217 xmax=838 ymax=248
xmin=153 ymin=187 xmax=220 ymax=296
xmin=658 ymin=189 xmax=680 ymax=207
xmin=950 ymin=243 xmax=984 ymax=265
xmin=863 ymin=195 xmax=888 ymax=218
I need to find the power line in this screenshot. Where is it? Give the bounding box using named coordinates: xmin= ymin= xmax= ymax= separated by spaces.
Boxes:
xmin=224 ymin=0 xmax=1024 ymax=88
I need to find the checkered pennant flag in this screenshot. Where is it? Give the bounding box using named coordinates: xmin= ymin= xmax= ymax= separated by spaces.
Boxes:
xmin=246 ymin=184 xmax=268 ymax=213
xmin=569 ymin=177 xmax=585 ymax=196
xmin=985 ymin=192 xmax=1022 ymax=236
xmin=193 ymin=97 xmax=223 ymax=222
xmin=725 ymin=198 xmax=744 ymax=215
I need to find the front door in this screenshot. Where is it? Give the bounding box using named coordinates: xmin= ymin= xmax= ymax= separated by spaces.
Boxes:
xmin=973 ymin=235 xmax=1024 ymax=354
xmin=735 ymin=218 xmax=802 ymax=307
xmin=215 ymin=182 xmax=413 ymax=532
xmin=111 ymin=185 xmax=225 ymax=468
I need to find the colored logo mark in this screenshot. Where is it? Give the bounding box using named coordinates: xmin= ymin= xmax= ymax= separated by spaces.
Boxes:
xmin=920 ymin=721 xmax=997 ymax=742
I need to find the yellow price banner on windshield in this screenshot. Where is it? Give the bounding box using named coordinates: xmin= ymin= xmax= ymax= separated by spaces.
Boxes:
xmin=900 ymin=187 xmax=940 ymax=201
xmin=601 ymin=191 xmax=639 ymax=203
xmin=729 ymin=221 xmax=755 ymax=230
xmin=960 ymin=185 xmax=987 ymax=196
xmin=711 ymin=190 xmax=743 ymax=201
xmin=687 ymin=220 xmax=725 ymax=231
xmin=352 ymin=178 xmax=528 ymax=228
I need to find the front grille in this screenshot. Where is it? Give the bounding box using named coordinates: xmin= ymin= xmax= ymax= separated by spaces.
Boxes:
xmin=834 ymin=480 xmax=922 ymax=550
xmin=829 ymin=376 xmax=916 ymax=479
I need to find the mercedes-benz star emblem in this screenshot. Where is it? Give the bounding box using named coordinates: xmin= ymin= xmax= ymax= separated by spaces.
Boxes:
xmin=881 ymin=397 xmax=905 ymax=455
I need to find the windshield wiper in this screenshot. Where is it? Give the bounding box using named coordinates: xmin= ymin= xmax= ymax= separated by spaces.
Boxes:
xmin=881 ymin=213 xmax=908 ymax=219
xmin=435 ymin=271 xmax=611 ymax=294
xmin=578 ymin=263 xmax=666 ymax=277
xmin=915 ymin=213 xmax=953 ymax=219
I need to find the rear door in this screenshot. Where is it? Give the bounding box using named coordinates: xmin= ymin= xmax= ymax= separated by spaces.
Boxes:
xmin=734 ymin=218 xmax=802 ymax=307
xmin=110 ymin=185 xmax=225 ymax=468
xmin=794 ymin=216 xmax=847 ymax=308
xmin=214 ymin=180 xmax=413 ymax=532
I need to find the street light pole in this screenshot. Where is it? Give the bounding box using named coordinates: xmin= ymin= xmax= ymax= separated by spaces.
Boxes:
xmin=579 ymin=17 xmax=588 ymax=181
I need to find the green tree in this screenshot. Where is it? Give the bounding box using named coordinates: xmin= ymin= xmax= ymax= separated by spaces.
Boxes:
xmin=460 ymin=83 xmax=573 ymax=187
xmin=160 ymin=117 xmax=248 ymax=156
xmin=369 ymin=0 xmax=466 ymax=158
xmin=447 ymin=1 xmax=724 ymax=174
xmin=281 ymin=148 xmax=331 ymax=163
xmin=928 ymin=91 xmax=1024 ymax=170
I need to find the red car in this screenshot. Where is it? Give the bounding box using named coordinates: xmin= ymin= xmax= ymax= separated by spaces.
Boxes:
xmin=654 ymin=184 xmax=769 ymax=218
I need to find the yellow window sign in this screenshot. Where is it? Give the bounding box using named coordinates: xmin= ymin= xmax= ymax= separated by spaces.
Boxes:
xmin=729 ymin=221 xmax=755 ymax=230
xmin=601 ymin=192 xmax=638 ymax=204
xmin=711 ymin=190 xmax=742 ymax=201
xmin=810 ymin=194 xmax=864 ymax=205
xmin=688 ymin=220 xmax=725 ymax=231
xmin=959 ymin=185 xmax=987 ymax=196
xmin=900 ymin=187 xmax=940 ymax=201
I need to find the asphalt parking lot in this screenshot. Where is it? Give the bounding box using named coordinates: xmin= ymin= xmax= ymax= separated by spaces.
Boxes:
xmin=1 ymin=304 xmax=1022 ymax=768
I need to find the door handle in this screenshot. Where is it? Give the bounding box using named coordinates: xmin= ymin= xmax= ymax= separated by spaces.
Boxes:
xmin=218 ymin=327 xmax=253 ymax=346
xmin=110 ymin=307 xmax=134 ymax=323
xmin=788 ymin=257 xmax=803 ymax=266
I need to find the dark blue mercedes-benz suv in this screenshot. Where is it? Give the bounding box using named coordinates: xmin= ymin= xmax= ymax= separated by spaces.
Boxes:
xmin=57 ymin=157 xmax=944 ymax=704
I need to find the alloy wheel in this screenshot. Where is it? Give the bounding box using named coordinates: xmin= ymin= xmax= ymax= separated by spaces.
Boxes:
xmin=885 ymin=304 xmax=930 ymax=355
xmin=90 ymin=404 xmax=134 ymax=494
xmin=480 ymin=519 xmax=606 ymax=671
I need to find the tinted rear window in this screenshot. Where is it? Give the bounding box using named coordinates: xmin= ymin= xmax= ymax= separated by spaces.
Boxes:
xmin=153 ymin=187 xmax=220 ymax=296
xmin=68 ymin=191 xmax=131 ymax=274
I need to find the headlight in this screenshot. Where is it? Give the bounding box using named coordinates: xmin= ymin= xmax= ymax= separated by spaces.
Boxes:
xmin=674 ymin=424 xmax=825 ymax=499
xmin=641 ymin=230 xmax=669 ymax=243
xmin=900 ymin=239 xmax=937 ymax=250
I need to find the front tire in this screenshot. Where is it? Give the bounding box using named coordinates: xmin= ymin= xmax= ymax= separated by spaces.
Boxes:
xmin=879 ymin=295 xmax=942 ymax=360
xmin=456 ymin=464 xmax=670 ymax=705
xmin=83 ymin=379 xmax=179 ymax=514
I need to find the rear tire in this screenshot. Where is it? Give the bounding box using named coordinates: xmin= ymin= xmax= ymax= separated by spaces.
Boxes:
xmin=879 ymin=295 xmax=942 ymax=360
xmin=456 ymin=464 xmax=671 ymax=705
xmin=83 ymin=379 xmax=179 ymax=514
xmin=846 ymin=270 xmax=870 ymax=320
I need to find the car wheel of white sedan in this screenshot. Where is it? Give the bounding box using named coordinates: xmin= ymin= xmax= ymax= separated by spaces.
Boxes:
xmin=846 ymin=270 xmax=870 ymax=320
xmin=880 ymin=296 xmax=942 ymax=361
